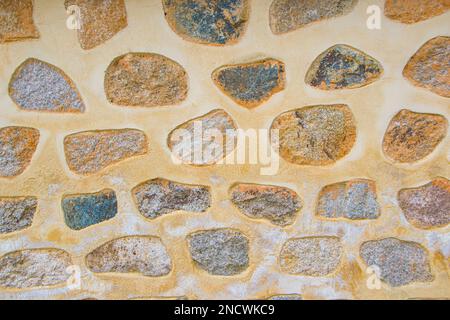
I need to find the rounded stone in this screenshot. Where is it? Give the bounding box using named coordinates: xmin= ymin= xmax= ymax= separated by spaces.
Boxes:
xmin=0 ymin=196 xmax=37 ymax=234
xmin=0 ymin=0 xmax=39 ymax=43
xmin=384 ymin=0 xmax=450 ymax=24
xmin=267 ymin=294 xmax=302 ymax=300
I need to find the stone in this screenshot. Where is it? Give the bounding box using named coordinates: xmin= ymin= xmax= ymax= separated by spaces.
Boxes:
xmin=0 ymin=249 xmax=72 ymax=288
xmin=397 ymin=178 xmax=450 ymax=229
xmin=132 ymin=178 xmax=211 ymax=219
xmin=280 ymin=236 xmax=342 ymax=276
xmin=64 ymin=0 xmax=127 ymax=50
xmin=64 ymin=129 xmax=147 ymax=175
xmin=168 ymin=109 xmax=238 ymax=165
xmin=211 ymin=59 xmax=286 ymax=108
xmin=267 ymin=294 xmax=303 ymax=300
xmin=382 ymin=109 xmax=448 ymax=163
xmin=403 ymin=36 xmax=450 ymax=98
xmin=360 ymin=238 xmax=434 ymax=287
xmin=62 ymin=189 xmax=117 ymax=230
xmin=162 ymin=0 xmax=250 ymax=46
xmin=0 ymin=196 xmax=37 ymax=234
xmin=316 ymin=179 xmax=380 ymax=220
xmin=384 ymin=0 xmax=450 ymax=24
xmin=269 ymin=0 xmax=358 ymax=34
xmin=229 ymin=183 xmax=302 ymax=226
xmin=187 ymin=229 xmax=249 ymax=275
xmin=0 ymin=0 xmax=39 ymax=43
xmin=85 ymin=236 xmax=172 ymax=276
xmin=0 ymin=126 xmax=39 ymax=177
xmin=306 ymin=44 xmax=383 ymax=90
xmin=270 ymin=104 xmax=356 ymax=165
xmin=104 ymin=52 xmax=188 ymax=107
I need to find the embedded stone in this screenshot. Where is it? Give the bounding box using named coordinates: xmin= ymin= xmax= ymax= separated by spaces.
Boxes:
xmin=187 ymin=229 xmax=249 ymax=275
xmin=403 ymin=36 xmax=450 ymax=98
xmin=85 ymin=236 xmax=172 ymax=276
xmin=62 ymin=189 xmax=117 ymax=230
xmin=0 ymin=0 xmax=39 ymax=43
xmin=0 ymin=249 xmax=72 ymax=288
xmin=280 ymin=236 xmax=342 ymax=276
xmin=382 ymin=109 xmax=448 ymax=163
xmin=0 ymin=196 xmax=37 ymax=234
xmin=269 ymin=0 xmax=358 ymax=34
xmin=64 ymin=129 xmax=147 ymax=175
xmin=384 ymin=0 xmax=450 ymax=24
xmin=168 ymin=109 xmax=237 ymax=165
xmin=0 ymin=126 xmax=39 ymax=177
xmin=316 ymin=179 xmax=380 ymax=220
xmin=132 ymin=178 xmax=211 ymax=219
xmin=9 ymin=58 xmax=85 ymax=112
xmin=267 ymin=294 xmax=302 ymax=300
xmin=212 ymin=59 xmax=286 ymax=108
xmin=397 ymin=178 xmax=450 ymax=229
xmin=104 ymin=52 xmax=188 ymax=107
xmin=270 ymin=105 xmax=356 ymax=165
xmin=162 ymin=0 xmax=250 ymax=46
xmin=360 ymin=238 xmax=434 ymax=287
xmin=229 ymin=183 xmax=302 ymax=226
xmin=305 ymin=44 xmax=383 ymax=90
xmin=65 ymin=0 xmax=127 ymax=50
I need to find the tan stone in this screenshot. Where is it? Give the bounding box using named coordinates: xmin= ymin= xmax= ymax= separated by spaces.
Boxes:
xmin=0 ymin=0 xmax=39 ymax=43
xmin=384 ymin=0 xmax=450 ymax=24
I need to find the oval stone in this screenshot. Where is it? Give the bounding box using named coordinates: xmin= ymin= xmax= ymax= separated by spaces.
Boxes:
xmin=384 ymin=0 xmax=450 ymax=24
xmin=0 ymin=196 xmax=37 ymax=234
xmin=0 ymin=0 xmax=39 ymax=43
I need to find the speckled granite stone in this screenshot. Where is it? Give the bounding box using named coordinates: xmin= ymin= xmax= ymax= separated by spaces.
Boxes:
xmin=0 ymin=0 xmax=39 ymax=43
xmin=385 ymin=0 xmax=450 ymax=24
xmin=267 ymin=294 xmax=303 ymax=300
xmin=0 ymin=196 xmax=37 ymax=234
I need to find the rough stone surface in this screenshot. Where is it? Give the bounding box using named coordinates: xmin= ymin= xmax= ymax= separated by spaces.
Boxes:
xmin=162 ymin=0 xmax=250 ymax=46
xmin=403 ymin=36 xmax=450 ymax=98
xmin=9 ymin=58 xmax=85 ymax=112
xmin=85 ymin=236 xmax=172 ymax=276
xmin=269 ymin=0 xmax=358 ymax=34
xmin=0 ymin=196 xmax=37 ymax=234
xmin=132 ymin=178 xmax=211 ymax=219
xmin=270 ymin=105 xmax=356 ymax=165
xmin=382 ymin=109 xmax=448 ymax=163
xmin=385 ymin=0 xmax=450 ymax=24
xmin=187 ymin=229 xmax=249 ymax=276
xmin=0 ymin=126 xmax=39 ymax=177
xmin=229 ymin=183 xmax=302 ymax=226
xmin=267 ymin=294 xmax=303 ymax=300
xmin=0 ymin=249 xmax=72 ymax=288
xmin=64 ymin=129 xmax=147 ymax=175
xmin=104 ymin=52 xmax=188 ymax=107
xmin=212 ymin=59 xmax=286 ymax=108
xmin=65 ymin=0 xmax=127 ymax=50
xmin=0 ymin=0 xmax=39 ymax=43
xmin=62 ymin=189 xmax=117 ymax=230
xmin=305 ymin=44 xmax=383 ymax=90
xmin=280 ymin=237 xmax=342 ymax=276
xmin=316 ymin=179 xmax=380 ymax=220
xmin=360 ymin=238 xmax=434 ymax=287
xmin=397 ymin=178 xmax=450 ymax=229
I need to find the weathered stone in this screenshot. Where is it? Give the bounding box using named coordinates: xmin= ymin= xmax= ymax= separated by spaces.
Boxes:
xmin=0 ymin=249 xmax=72 ymax=288
xmin=403 ymin=36 xmax=450 ymax=98
xmin=132 ymin=178 xmax=211 ymax=219
xmin=64 ymin=0 xmax=127 ymax=50
xmin=162 ymin=0 xmax=250 ymax=46
xmin=382 ymin=109 xmax=448 ymax=163
xmin=187 ymin=229 xmax=249 ymax=275
xmin=212 ymin=59 xmax=286 ymax=108
xmin=385 ymin=0 xmax=450 ymax=24
xmin=0 ymin=126 xmax=39 ymax=177
xmin=62 ymin=189 xmax=117 ymax=230
xmin=270 ymin=105 xmax=356 ymax=165
xmin=316 ymin=179 xmax=380 ymax=220
xmin=104 ymin=52 xmax=188 ymax=107
xmin=0 ymin=196 xmax=37 ymax=234
xmin=360 ymin=238 xmax=434 ymax=287
xmin=168 ymin=109 xmax=238 ymax=165
xmin=397 ymin=178 xmax=450 ymax=229
xmin=280 ymin=236 xmax=342 ymax=276
xmin=269 ymin=0 xmax=358 ymax=34
xmin=305 ymin=44 xmax=383 ymax=90
xmin=85 ymin=236 xmax=172 ymax=276
xmin=0 ymin=0 xmax=39 ymax=43
xmin=229 ymin=183 xmax=302 ymax=226
xmin=9 ymin=58 xmax=85 ymax=112
xmin=267 ymin=294 xmax=303 ymax=300
xmin=64 ymin=129 xmax=147 ymax=175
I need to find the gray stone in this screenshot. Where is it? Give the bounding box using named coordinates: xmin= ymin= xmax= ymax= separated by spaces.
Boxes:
xmin=268 ymin=294 xmax=302 ymax=300
xmin=0 ymin=196 xmax=37 ymax=234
